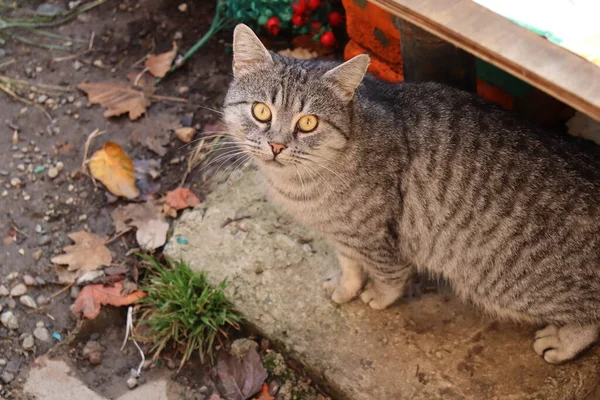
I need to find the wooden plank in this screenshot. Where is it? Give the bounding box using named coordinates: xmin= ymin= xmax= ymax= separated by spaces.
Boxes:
xmin=368 ymin=0 xmax=600 ymax=121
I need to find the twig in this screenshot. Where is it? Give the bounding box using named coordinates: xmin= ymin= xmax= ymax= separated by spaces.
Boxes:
xmin=0 ymin=0 xmax=106 ymax=30
xmin=0 ymin=82 xmax=52 ymax=120
xmin=51 ymin=282 xmax=74 ymax=298
xmin=105 ymin=228 xmax=132 ymax=246
xmin=133 ymin=67 xmax=149 ymax=87
xmin=149 ymin=94 xmax=188 ymax=103
xmin=51 ymin=31 xmax=95 ymax=63
xmin=81 ymin=129 xmax=105 ymax=175
xmin=220 ymin=215 xmax=250 ymax=229
xmin=0 ymin=58 xmax=15 ymax=68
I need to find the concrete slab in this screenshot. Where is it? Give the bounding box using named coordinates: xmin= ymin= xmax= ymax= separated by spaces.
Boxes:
xmin=165 ymin=167 xmax=600 ymax=400
xmin=23 ymin=355 xmax=182 ymax=400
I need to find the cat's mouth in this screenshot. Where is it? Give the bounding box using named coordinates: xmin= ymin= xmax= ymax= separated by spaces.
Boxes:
xmin=263 ymin=159 xmax=284 ymax=167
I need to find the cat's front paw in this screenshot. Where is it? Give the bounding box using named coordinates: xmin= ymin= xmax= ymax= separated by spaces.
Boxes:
xmin=359 ymin=281 xmax=403 ymax=310
xmin=323 ymin=276 xmax=360 ymax=304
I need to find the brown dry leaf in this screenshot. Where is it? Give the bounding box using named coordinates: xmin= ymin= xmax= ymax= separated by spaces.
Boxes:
xmin=292 ymin=35 xmax=334 ymax=57
xmin=51 ymin=231 xmax=112 ymax=276
xmin=89 ymin=142 xmax=140 ymax=199
xmin=217 ymin=348 xmax=268 ymax=400
xmin=175 ymin=127 xmax=196 ymax=143
xmin=278 ymin=48 xmax=318 ymax=60
xmin=135 ymin=218 xmax=169 ymax=250
xmin=78 ymin=81 xmax=151 ymax=120
xmin=72 ymin=281 xmax=146 ymax=319
xmin=166 ymin=188 xmax=200 ymax=211
xmin=111 ymin=202 xmax=159 ymax=233
xmin=145 ymin=42 xmax=178 ymax=78
xmin=130 ymin=115 xmax=178 ymax=156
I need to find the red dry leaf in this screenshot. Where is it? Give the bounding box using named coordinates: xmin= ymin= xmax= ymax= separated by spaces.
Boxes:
xmin=72 ymin=281 xmax=146 ymax=319
xmin=166 ymin=188 xmax=200 ymax=211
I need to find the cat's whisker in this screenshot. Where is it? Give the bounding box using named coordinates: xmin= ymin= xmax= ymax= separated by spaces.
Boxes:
xmin=196 ymin=105 xmax=225 ymax=115
xmin=293 ymin=164 xmax=308 ymax=200
xmin=225 ymin=154 xmax=253 ymax=185
xmin=301 ymin=161 xmax=334 ymax=195
xmin=216 ymin=152 xmax=251 ymax=184
xmin=198 ymin=149 xmax=249 ymax=173
xmin=181 ymin=141 xmax=241 ymax=154
xmin=303 ymin=158 xmax=351 ymax=188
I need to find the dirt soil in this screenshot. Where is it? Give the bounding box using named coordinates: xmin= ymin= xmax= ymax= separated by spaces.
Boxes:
xmin=0 ymin=0 xmax=255 ymax=398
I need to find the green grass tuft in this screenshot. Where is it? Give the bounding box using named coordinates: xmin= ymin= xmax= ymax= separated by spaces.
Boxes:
xmin=135 ymin=254 xmax=243 ymax=370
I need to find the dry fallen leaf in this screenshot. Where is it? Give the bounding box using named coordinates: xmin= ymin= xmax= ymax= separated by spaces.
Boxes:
xmin=135 ymin=218 xmax=169 ymax=250
xmin=51 ymin=231 xmax=112 ymax=283
xmin=89 ymin=142 xmax=140 ymax=199
xmin=145 ymin=42 xmax=178 ymax=78
xmin=166 ymin=188 xmax=200 ymax=211
xmin=111 ymin=202 xmax=159 ymax=233
xmin=217 ymin=348 xmax=268 ymax=400
xmin=78 ymin=81 xmax=151 ymax=120
xmin=254 ymin=384 xmax=275 ymax=400
xmin=72 ymin=281 xmax=146 ymax=319
xmin=278 ymin=47 xmax=318 ymax=60
xmin=134 ymin=159 xmax=162 ymax=199
xmin=175 ymin=127 xmax=196 ymax=143
xmin=129 ymin=115 xmax=178 ymax=156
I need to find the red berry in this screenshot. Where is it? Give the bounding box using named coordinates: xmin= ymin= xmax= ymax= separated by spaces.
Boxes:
xmin=292 ymin=0 xmax=307 ymax=14
xmin=307 ymin=0 xmax=320 ymax=10
xmin=266 ymin=16 xmax=280 ymax=35
xmin=310 ymin=21 xmax=321 ymax=34
xmin=328 ymin=11 xmax=343 ymax=27
xmin=292 ymin=14 xmax=305 ymax=26
xmin=320 ymin=31 xmax=336 ymax=46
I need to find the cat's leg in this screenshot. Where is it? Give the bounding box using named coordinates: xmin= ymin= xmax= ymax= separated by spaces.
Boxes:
xmin=533 ymin=324 xmax=599 ymax=364
xmin=360 ymin=264 xmax=414 ymax=310
xmin=323 ymin=252 xmax=367 ymax=304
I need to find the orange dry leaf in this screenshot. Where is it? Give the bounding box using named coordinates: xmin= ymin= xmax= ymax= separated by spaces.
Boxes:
xmin=72 ymin=281 xmax=146 ymax=319
xmin=255 ymin=384 xmax=275 ymax=400
xmin=89 ymin=142 xmax=140 ymax=199
xmin=78 ymin=81 xmax=151 ymax=120
xmin=166 ymin=188 xmax=200 ymax=211
xmin=145 ymin=42 xmax=178 ymax=78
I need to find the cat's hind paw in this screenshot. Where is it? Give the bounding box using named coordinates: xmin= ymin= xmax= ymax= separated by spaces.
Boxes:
xmin=533 ymin=324 xmax=599 ymax=364
xmin=359 ymin=281 xmax=403 ymax=310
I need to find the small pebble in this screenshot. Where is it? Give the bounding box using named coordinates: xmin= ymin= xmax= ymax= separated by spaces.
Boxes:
xmin=33 ymin=250 xmax=43 ymax=261
xmin=82 ymin=341 xmax=103 ymax=365
xmin=92 ymin=59 xmax=104 ymax=68
xmin=34 ymin=326 xmax=50 ymax=342
xmin=0 ymin=358 xmax=7 ymax=366
xmin=0 ymin=285 xmax=8 ymax=296
xmin=34 ymin=165 xmax=45 ymax=174
xmin=177 ymin=2 xmax=188 ymax=12
xmin=23 ymin=275 xmax=36 ymax=286
xmin=127 ymin=377 xmax=138 ymax=389
xmin=35 ymin=276 xmax=45 ymax=285
xmin=16 ymin=164 xmax=25 ymax=172
xmin=0 ymin=311 xmax=18 ymax=330
xmin=47 ymin=167 xmax=59 ymax=179
xmin=66 ymin=95 xmax=75 ymax=103
xmin=1 ymin=371 xmax=14 ymax=384
xmin=9 ymin=283 xmax=27 ymax=297
xmin=38 ymin=235 xmax=52 ymax=246
xmin=10 ymin=177 xmax=21 ymax=187
xmin=56 ymin=161 xmax=64 ymax=171
xmin=36 ymin=294 xmax=50 ymax=306
xmin=37 ymin=94 xmax=48 ymax=104
xmin=22 ymin=334 xmax=34 ymax=350
xmin=173 ymin=31 xmax=183 ymax=40
xmin=73 ymin=60 xmax=83 ymax=71
xmin=19 ymin=295 xmax=37 ymax=309
xmin=36 ymin=3 xmax=66 ymax=16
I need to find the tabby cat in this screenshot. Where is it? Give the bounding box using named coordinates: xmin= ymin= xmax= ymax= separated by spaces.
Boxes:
xmin=223 ymin=24 xmax=600 ymax=364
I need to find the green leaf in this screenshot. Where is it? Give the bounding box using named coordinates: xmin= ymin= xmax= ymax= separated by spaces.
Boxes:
xmin=258 ymin=14 xmax=269 ymax=25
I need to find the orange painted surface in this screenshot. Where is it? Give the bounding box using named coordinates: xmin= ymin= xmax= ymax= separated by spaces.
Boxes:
xmin=345 ymin=39 xmax=404 ymax=82
xmin=476 ymin=79 xmax=514 ymax=110
xmin=342 ymin=0 xmax=402 ymax=65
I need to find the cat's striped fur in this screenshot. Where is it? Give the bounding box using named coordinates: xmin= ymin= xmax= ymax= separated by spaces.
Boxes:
xmin=224 ymin=24 xmax=600 ymax=364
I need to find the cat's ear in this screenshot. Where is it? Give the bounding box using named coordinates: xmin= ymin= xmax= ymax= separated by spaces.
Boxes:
xmin=232 ymin=24 xmax=273 ymax=78
xmin=323 ymin=54 xmax=370 ymax=101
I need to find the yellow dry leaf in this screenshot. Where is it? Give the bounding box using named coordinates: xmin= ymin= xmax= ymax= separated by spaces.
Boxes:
xmin=51 ymin=231 xmax=112 ymax=274
xmin=278 ymin=47 xmax=318 ymax=60
xmin=145 ymin=42 xmax=178 ymax=78
xmin=89 ymin=142 xmax=140 ymax=199
xmin=78 ymin=81 xmax=151 ymax=120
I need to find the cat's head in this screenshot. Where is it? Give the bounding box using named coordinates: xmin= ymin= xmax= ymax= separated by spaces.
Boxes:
xmin=223 ymin=24 xmax=369 ymax=173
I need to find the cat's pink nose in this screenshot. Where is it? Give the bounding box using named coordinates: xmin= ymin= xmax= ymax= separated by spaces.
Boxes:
xmin=269 ymin=142 xmax=287 ymax=156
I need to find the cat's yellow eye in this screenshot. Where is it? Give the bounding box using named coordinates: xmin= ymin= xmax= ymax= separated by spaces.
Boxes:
xmin=297 ymin=115 xmax=318 ymax=133
xmin=252 ymin=102 xmax=272 ymax=122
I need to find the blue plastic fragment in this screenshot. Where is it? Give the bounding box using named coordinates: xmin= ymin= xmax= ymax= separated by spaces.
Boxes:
xmin=34 ymin=165 xmax=45 ymax=174
xmin=51 ymin=331 xmax=62 ymax=342
xmin=176 ymin=236 xmax=189 ymax=244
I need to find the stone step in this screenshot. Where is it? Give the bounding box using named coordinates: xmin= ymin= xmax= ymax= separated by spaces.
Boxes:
xmin=165 ymin=167 xmax=600 ymax=400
